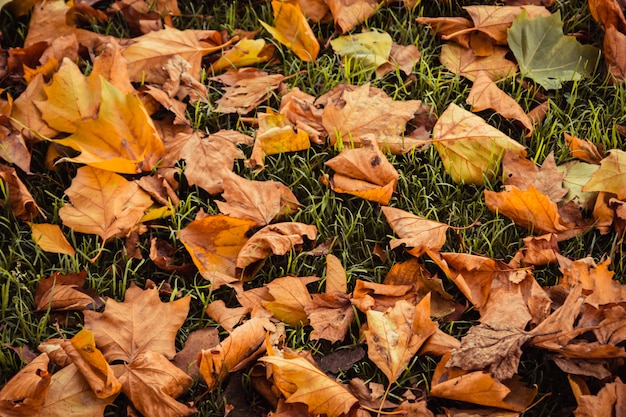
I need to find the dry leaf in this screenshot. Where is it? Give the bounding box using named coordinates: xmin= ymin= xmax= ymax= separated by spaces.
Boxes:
xmin=260 ymin=1 xmax=320 ymax=61
xmin=502 ymin=151 xmax=568 ymax=202
xmin=210 ymin=38 xmax=276 ymax=73
xmin=205 ymin=300 xmax=247 ymax=332
xmin=261 ymin=354 xmax=359 ymax=416
xmin=236 ymin=222 xmax=317 ymax=269
xmin=582 ymin=149 xmax=626 ymax=198
xmin=0 ymin=164 xmax=41 ymax=220
xmin=179 ymin=215 xmax=256 ymax=288
xmin=199 ymin=317 xmax=271 ymax=390
xmin=173 ymin=327 xmax=220 ymax=377
xmin=83 ymin=283 xmax=190 ymax=363
xmin=352 ymin=279 xmax=415 ymax=313
xmin=29 ymin=223 xmax=75 ymax=255
xmin=212 ymin=69 xmax=284 ymax=114
xmin=58 ymin=166 xmax=153 ymax=260
xmin=564 ymin=132 xmax=604 ymax=164
xmin=305 ymin=292 xmax=354 ymax=343
xmin=431 ymin=103 xmax=527 ymax=184
xmin=574 ymin=377 xmax=626 ymax=417
xmin=279 ymin=87 xmax=325 ymax=144
xmin=249 ymin=110 xmax=311 ymax=168
xmin=382 ymin=206 xmax=449 ymax=257
xmin=321 ymin=83 xmax=423 ymax=151
xmin=324 ymin=135 xmax=399 ymax=204
xmin=263 ymin=276 xmax=317 ymax=326
xmin=440 ymin=43 xmax=517 ymax=81
xmin=33 ymin=270 xmax=96 ymax=312
xmin=0 ymin=353 xmax=50 ymax=416
xmin=467 ymin=71 xmax=533 ymax=133
xmin=325 ymin=253 xmax=347 ymax=294
xmin=604 ymin=25 xmax=626 ymax=84
xmin=326 ymin=0 xmax=380 ymax=33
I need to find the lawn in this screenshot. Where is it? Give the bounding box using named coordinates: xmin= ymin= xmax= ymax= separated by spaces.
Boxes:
xmin=0 ymin=0 xmax=625 ymax=416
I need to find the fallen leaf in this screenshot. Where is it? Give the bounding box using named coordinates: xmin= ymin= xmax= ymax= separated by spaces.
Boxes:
xmin=431 ymin=103 xmax=527 ymax=184
xmin=417 ymin=16 xmax=474 ymax=48
xmin=331 ymin=30 xmax=392 ymax=72
xmin=582 ymin=149 xmax=626 ymax=198
xmin=574 ymin=377 xmax=626 ymax=417
xmin=364 ymin=297 xmax=436 ymax=383
xmin=484 ymin=184 xmax=578 ymax=236
xmin=149 ymin=238 xmax=195 ymax=274
xmin=216 ymin=172 xmax=299 ymax=226
xmin=0 ymin=353 xmax=50 ymax=416
xmin=212 ymin=69 xmax=284 ymax=114
xmin=260 ymin=1 xmax=319 ymax=61
xmin=515 ymin=233 xmax=560 ymax=266
xmin=249 ymin=110 xmax=310 ymax=168
xmin=114 ymin=350 xmax=196 ymax=417
xmin=558 ymin=160 xmax=600 ymax=210
xmin=325 ymin=253 xmax=347 ymax=294
xmin=430 ymin=353 xmax=537 ymax=411
xmin=210 ymin=38 xmax=276 ymax=73
xmin=589 ymin=0 xmax=626 ymax=31
xmin=508 ymin=10 xmax=600 ymax=89
xmin=122 ymin=26 xmax=230 ymax=83
xmin=83 ymin=283 xmax=190 ymax=363
xmin=58 ymin=167 xmax=153 ymax=260
xmin=564 ymin=132 xmax=604 ymax=164
xmin=236 ymin=222 xmax=317 ymax=269
xmin=199 ymin=317 xmax=271 ymax=390
xmin=262 ymin=276 xmax=318 ymax=327
xmin=502 ymin=151 xmax=568 ymax=202
xmin=279 ymin=87 xmax=325 ymax=144
xmin=604 ymin=24 xmax=626 ymax=84
xmin=0 ymin=164 xmax=41 ymax=220
xmin=324 ymin=135 xmax=399 ymax=204
xmin=321 ymin=83 xmax=423 ymax=150
xmin=29 ymin=223 xmax=75 ymax=255
xmin=440 ymin=43 xmax=517 ymax=81
xmin=173 ymin=327 xmax=220 ymax=377
xmin=33 ymin=270 xmax=96 ymax=312
xmin=179 ymin=215 xmax=256 ymax=288
xmin=326 ymin=0 xmax=380 ymax=33
xmin=377 ymin=41 xmax=421 ymax=77
xmin=61 ymin=329 xmax=121 ymax=399
xmin=205 ymin=300 xmax=247 ymax=332
xmin=382 ymin=206 xmax=449 ymax=257
xmin=352 ymin=279 xmax=415 ymax=313
xmin=305 ymin=292 xmax=354 ymax=343
xmin=261 ymin=354 xmax=359 ymax=416
xmin=467 ymin=71 xmax=533 ymax=133
xmin=24 ymin=0 xmax=74 ymax=48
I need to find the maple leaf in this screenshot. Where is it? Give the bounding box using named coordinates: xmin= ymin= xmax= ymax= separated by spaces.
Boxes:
xmin=484 ymin=185 xmax=576 ymax=235
xmin=603 ymin=25 xmax=626 ymax=84
xmin=364 ymin=297 xmax=437 ymax=383
xmin=33 ymin=270 xmax=96 ymax=312
xmin=261 ymin=355 xmax=359 ymax=416
xmin=564 ymin=132 xmax=605 ymax=164
xmin=352 ymin=279 xmax=415 ymax=313
xmin=508 ymin=10 xmax=600 ymax=90
xmin=83 ymin=283 xmax=190 ymax=363
xmin=321 ymin=83 xmax=423 ymax=151
xmin=209 ymin=38 xmax=276 ymax=73
xmin=0 ymin=354 xmax=50 ymax=416
xmin=324 ymin=135 xmax=399 ymax=204
xmin=439 ymin=43 xmax=517 ymax=81
xmin=430 ymin=352 xmax=537 ymax=411
xmin=582 ymin=149 xmax=626 ymax=198
xmin=467 ymin=71 xmax=534 ymax=133
xmin=0 ymin=164 xmax=41 ymax=220
xmin=260 ymin=1 xmax=320 ymax=62
xmin=205 ymin=300 xmax=247 ymax=332
xmin=212 ymin=69 xmax=285 ymax=114
xmin=121 ymin=26 xmax=232 ymax=84
xmin=262 ymin=276 xmax=317 ymax=326
xmin=502 ymin=151 xmax=568 ymax=202
xmin=431 ymin=103 xmax=527 ymax=184
xmin=29 ymin=223 xmax=75 ymax=256
xmin=382 ymin=206 xmax=449 ymax=257
xmin=306 ymin=292 xmax=354 ymax=343
xmin=236 ymin=222 xmax=317 ymax=269
xmin=179 ymin=214 xmax=256 ymax=288
xmin=279 ymin=87 xmax=325 ymax=144
xmin=41 ymin=363 xmax=116 ymax=416
xmin=326 ymin=0 xmax=380 ymax=33
xmin=114 ymin=351 xmax=196 ymax=417
xmin=199 ymin=317 xmax=271 ymax=390
xmin=574 ymin=377 xmax=626 ymax=417
xmin=58 ymin=166 xmax=153 ymax=260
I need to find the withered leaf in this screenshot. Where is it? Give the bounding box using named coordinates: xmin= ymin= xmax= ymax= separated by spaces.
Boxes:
xmin=502 ymin=151 xmax=568 ymax=202
xmin=0 ymin=354 xmax=50 ymax=416
xmin=83 ymin=283 xmax=190 ymax=363
xmin=382 ymin=206 xmax=449 ymax=257
xmin=305 ymin=292 xmax=354 ymax=343
xmin=34 ymin=270 xmax=96 ymax=312
xmin=440 ymin=43 xmax=517 ymax=81
xmin=0 ymin=164 xmax=41 ymax=220
xmin=582 ymin=149 xmax=626 ymax=198
xmin=326 ymin=0 xmax=380 ymax=33
xmin=209 ymin=38 xmax=275 ymax=73
xmin=212 ymin=69 xmax=284 ymax=114
xmin=263 ymin=276 xmax=317 ymax=327
xmin=29 ymin=223 xmax=75 ymax=256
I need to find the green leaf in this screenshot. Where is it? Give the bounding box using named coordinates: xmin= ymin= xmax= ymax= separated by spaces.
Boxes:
xmin=508 ymin=10 xmax=600 ymax=90
xmin=330 ymin=31 xmax=392 ymax=72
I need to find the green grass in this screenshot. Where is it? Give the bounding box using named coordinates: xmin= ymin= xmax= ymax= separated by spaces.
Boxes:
xmin=1 ymin=0 xmax=625 ymax=416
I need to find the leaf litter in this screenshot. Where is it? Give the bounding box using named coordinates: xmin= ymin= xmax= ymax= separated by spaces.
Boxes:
xmin=1 ymin=0 xmax=626 ymax=416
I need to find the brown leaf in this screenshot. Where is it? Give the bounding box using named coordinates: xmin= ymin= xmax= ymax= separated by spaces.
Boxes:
xmin=0 ymin=164 xmax=41 ymax=220
xmin=261 ymin=354 xmax=359 ymax=416
xmin=430 ymin=353 xmax=537 ymax=411
xmin=447 ymin=324 xmax=532 ymax=381
xmin=325 ymin=0 xmax=380 ymax=33
xmin=29 ymin=223 xmax=75 ymax=256
xmin=515 ymin=233 xmax=560 ymax=266
xmin=24 ymin=0 xmax=74 ymax=48
xmin=34 ymin=270 xmax=96 ymax=312
xmin=502 ymin=151 xmax=568 ymax=202
xmin=249 ymin=111 xmax=310 ymax=169
xmin=58 ymin=166 xmax=153 ymax=260
xmin=209 ymin=38 xmax=276 ymax=73
xmin=236 ymin=222 xmax=317 ymax=269
xmin=364 ymin=297 xmax=437 ymax=383
xmin=382 ymin=206 xmax=449 ymax=257
xmin=122 ymin=27 xmax=231 ymax=84
xmin=574 ymin=377 xmax=626 ymax=417
xmin=325 ymin=253 xmax=347 ymax=294
xmin=604 ymin=25 xmax=626 ymax=84
xmin=199 ymin=317 xmax=271 ymax=390
xmin=0 ymin=353 xmax=50 ymax=416
xmin=84 ymin=283 xmax=190 ymax=363
xmin=263 ymin=276 xmax=318 ymax=326
xmin=583 ymin=149 xmax=626 ymax=198
xmin=440 ymin=43 xmax=517 ymax=81
xmin=589 ymin=0 xmax=626 ymax=31
xmin=321 ymin=83 xmax=423 ymax=151
xmin=179 ymin=215 xmax=256 ymax=288
xmin=352 ymin=279 xmax=415 ymax=313
xmin=467 ymin=71 xmax=533 ymax=133
xmin=376 ymin=42 xmax=421 ymax=77
xmin=417 ymin=16 xmax=474 ymax=48
xmin=279 ymin=87 xmax=326 ymax=144
xmin=564 ymin=132 xmax=605 ymax=164
xmin=149 ymin=238 xmax=195 ymax=274
xmin=114 ymin=351 xmax=196 ymax=417
xmin=173 ymin=327 xmax=220 ymax=377
xmin=11 ymin=74 xmax=58 ymax=142
xmin=305 ymin=292 xmax=354 ymax=343
xmin=324 ymin=135 xmax=399 ymax=204
xmin=212 ymin=69 xmax=284 ymax=114
xmin=216 ymin=174 xmax=300 ymax=226
xmin=205 ymin=300 xmax=247 ymax=332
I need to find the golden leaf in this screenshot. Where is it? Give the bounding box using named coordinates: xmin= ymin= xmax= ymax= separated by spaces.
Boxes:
xmin=260 ymin=1 xmax=319 ymax=62
xmin=210 ymin=38 xmax=275 ymax=73
xmin=29 ymin=223 xmax=75 ymax=256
